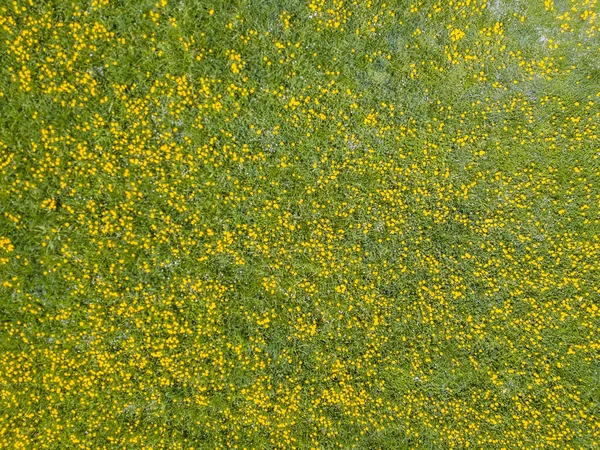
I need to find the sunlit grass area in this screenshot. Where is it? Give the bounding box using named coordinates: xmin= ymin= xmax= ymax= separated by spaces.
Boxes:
xmin=1 ymin=0 xmax=599 ymax=448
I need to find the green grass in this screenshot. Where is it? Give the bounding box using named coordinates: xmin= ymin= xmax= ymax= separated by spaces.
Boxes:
xmin=0 ymin=0 xmax=599 ymax=448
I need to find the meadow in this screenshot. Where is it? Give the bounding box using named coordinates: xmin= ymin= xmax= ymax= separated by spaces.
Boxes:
xmin=0 ymin=0 xmax=599 ymax=448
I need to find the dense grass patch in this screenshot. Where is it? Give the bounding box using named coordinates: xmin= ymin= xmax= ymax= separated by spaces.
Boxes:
xmin=1 ymin=0 xmax=599 ymax=448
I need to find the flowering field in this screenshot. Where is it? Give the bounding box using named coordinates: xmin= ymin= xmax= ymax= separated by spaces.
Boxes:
xmin=1 ymin=0 xmax=599 ymax=448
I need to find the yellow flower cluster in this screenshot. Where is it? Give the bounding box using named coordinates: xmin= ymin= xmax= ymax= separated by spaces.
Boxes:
xmin=0 ymin=0 xmax=599 ymax=448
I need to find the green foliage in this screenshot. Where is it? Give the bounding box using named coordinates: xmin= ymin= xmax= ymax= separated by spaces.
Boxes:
xmin=0 ymin=0 xmax=599 ymax=448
